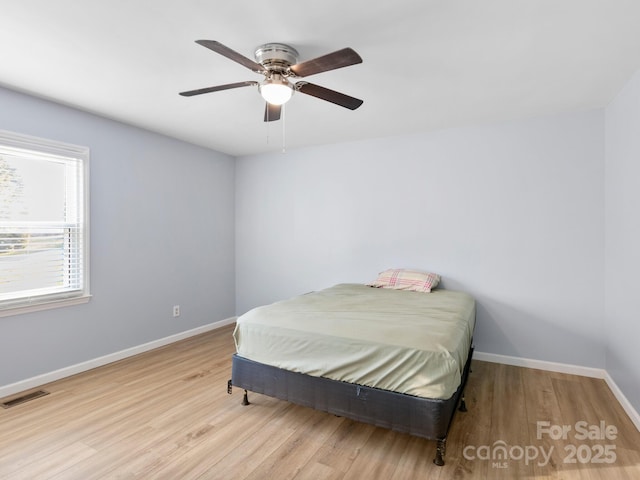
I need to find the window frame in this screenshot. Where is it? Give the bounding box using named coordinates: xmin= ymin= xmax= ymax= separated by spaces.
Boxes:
xmin=0 ymin=129 xmax=90 ymax=317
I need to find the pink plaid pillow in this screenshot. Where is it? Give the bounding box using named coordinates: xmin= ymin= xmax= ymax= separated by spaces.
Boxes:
xmin=369 ymin=268 xmax=440 ymax=293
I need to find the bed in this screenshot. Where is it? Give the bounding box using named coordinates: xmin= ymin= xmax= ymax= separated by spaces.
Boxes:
xmin=228 ymin=281 xmax=476 ymax=466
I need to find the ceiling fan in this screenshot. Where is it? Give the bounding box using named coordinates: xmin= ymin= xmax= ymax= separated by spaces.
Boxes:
xmin=179 ymin=41 xmax=363 ymax=122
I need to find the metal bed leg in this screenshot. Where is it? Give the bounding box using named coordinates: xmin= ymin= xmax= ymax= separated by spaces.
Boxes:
xmin=434 ymin=438 xmax=446 ymax=466
xmin=227 ymin=380 xmax=251 ymax=406
xmin=458 ymin=393 xmax=468 ymax=412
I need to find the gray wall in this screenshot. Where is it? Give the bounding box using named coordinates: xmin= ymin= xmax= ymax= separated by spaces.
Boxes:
xmin=605 ymin=69 xmax=640 ymax=412
xmin=236 ymin=110 xmax=605 ymax=368
xmin=0 ymin=87 xmax=236 ymax=386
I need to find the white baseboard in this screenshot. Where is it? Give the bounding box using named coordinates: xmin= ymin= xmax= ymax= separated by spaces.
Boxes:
xmin=603 ymin=371 xmax=640 ymax=432
xmin=475 ymin=350 xmax=640 ymax=432
xmin=0 ymin=317 xmax=237 ymax=399
xmin=474 ymin=351 xmax=606 ymax=379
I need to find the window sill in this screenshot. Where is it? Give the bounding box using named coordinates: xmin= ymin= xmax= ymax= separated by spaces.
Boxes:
xmin=0 ymin=295 xmax=92 ymax=318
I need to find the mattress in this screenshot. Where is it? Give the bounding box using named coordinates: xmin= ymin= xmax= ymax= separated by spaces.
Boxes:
xmin=233 ymin=283 xmax=476 ymax=400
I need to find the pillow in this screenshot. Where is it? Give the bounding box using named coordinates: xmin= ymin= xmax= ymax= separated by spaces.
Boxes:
xmin=369 ymin=268 xmax=440 ymax=293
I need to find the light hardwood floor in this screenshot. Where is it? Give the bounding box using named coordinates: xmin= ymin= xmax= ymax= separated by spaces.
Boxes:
xmin=1 ymin=324 xmax=639 ymax=479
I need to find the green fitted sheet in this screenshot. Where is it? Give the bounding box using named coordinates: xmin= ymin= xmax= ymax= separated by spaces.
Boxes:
xmin=233 ymin=283 xmax=476 ymax=400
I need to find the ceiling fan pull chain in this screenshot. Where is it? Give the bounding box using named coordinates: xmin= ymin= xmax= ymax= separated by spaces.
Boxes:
xmin=281 ymin=104 xmax=286 ymax=154
xmin=266 ymin=108 xmax=271 ymax=145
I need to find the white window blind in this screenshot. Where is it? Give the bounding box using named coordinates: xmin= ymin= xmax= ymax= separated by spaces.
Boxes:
xmin=0 ymin=130 xmax=89 ymax=315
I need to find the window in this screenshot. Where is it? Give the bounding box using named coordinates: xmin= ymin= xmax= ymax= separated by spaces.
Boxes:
xmin=0 ymin=130 xmax=90 ymax=316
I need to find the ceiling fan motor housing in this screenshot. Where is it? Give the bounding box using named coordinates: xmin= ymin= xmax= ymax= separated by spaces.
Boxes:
xmin=254 ymin=43 xmax=299 ymax=72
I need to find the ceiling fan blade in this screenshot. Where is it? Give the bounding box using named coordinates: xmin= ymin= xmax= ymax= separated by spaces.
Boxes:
xmin=195 ymin=40 xmax=266 ymax=74
xmin=264 ymin=103 xmax=281 ymax=122
xmin=289 ymin=48 xmax=362 ymax=77
xmin=295 ymin=82 xmax=363 ymax=110
xmin=179 ymin=81 xmax=258 ymax=97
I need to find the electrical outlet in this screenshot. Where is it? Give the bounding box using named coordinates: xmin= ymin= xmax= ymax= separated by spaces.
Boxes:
xmin=173 ymin=305 xmax=180 ymax=317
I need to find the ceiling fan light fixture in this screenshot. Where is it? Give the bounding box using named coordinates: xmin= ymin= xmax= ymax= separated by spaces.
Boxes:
xmin=259 ymin=74 xmax=294 ymax=105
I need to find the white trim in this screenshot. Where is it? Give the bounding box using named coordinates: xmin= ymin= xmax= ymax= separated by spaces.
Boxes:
xmin=0 ymin=129 xmax=90 ymax=313
xmin=0 ymin=317 xmax=237 ymax=399
xmin=0 ymin=294 xmax=91 ymax=318
xmin=0 ymin=129 xmax=89 ymax=159
xmin=474 ymin=351 xmax=606 ymax=379
xmin=475 ymin=350 xmax=640 ymax=432
xmin=603 ymin=371 xmax=640 ymax=432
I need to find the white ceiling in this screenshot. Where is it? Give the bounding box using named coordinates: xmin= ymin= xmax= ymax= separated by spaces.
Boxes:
xmin=1 ymin=1 xmax=640 ymax=157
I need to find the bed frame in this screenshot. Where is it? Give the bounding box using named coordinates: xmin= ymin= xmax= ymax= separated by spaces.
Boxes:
xmin=227 ymin=341 xmax=474 ymax=466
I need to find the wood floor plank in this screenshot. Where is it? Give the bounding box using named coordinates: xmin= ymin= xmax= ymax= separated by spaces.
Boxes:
xmin=341 ymin=428 xmax=412 ymax=480
xmin=160 ymin=398 xmax=299 ymax=479
xmin=291 ymin=460 xmax=342 ymax=480
xmin=303 ymin=417 xmax=376 ymax=476
xmin=241 ymin=405 xmax=345 ymax=480
xmin=388 ymin=435 xmax=442 ymax=480
xmin=1 ymin=324 xmax=639 ymax=479
xmin=522 ymin=367 xmax=565 ymax=479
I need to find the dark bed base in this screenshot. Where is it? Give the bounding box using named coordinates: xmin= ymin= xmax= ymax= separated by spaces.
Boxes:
xmin=228 ymin=343 xmax=474 ymax=466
